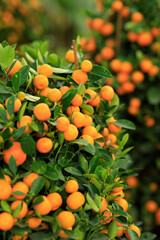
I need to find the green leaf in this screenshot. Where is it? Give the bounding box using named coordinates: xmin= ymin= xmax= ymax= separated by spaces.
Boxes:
xmin=112 ymin=158 xmax=130 ymax=169
xmin=110 ymin=93 xmax=119 ymax=107
xmin=114 ymin=119 xmax=136 ymax=130
xmin=7 ymin=95 xmax=15 ymax=116
xmin=78 ymin=83 xmax=86 ymax=95
xmin=79 ymin=153 xmax=88 ymax=172
xmin=18 ymin=102 xmax=27 ymax=123
xmin=108 ymin=221 xmax=118 ymax=239
xmin=86 ymin=193 xmax=100 ymax=212
xmin=64 ymin=167 xmax=82 ymax=176
xmin=0 ymin=107 xmax=8 ymax=123
xmin=89 ymin=156 xmax=99 ymax=173
xmin=19 ymin=65 xmax=30 ymax=86
xmin=31 ymin=160 xmax=47 ymax=174
xmin=32 ymin=195 xmax=44 ymax=207
xmin=111 ymin=209 xmax=128 ymax=218
xmin=119 ymin=133 xmax=129 ymax=150
xmin=12 ymin=71 xmax=20 ymax=91
xmin=8 ymin=156 xmax=17 ymax=175
xmin=30 ymin=176 xmax=44 ymax=194
xmin=0 ymin=45 xmax=14 ymax=69
xmin=140 ymin=232 xmax=156 ymax=240
xmin=90 ymin=232 xmax=109 ymax=239
xmin=118 ymin=146 xmax=134 ymax=159
xmin=11 ymin=126 xmax=26 ymax=140
xmin=0 ymin=81 xmax=11 ymax=94
xmin=80 ymin=104 xmax=94 ymax=115
xmin=1 ymin=200 xmax=11 ymax=213
xmin=12 ymin=201 xmax=23 ymax=219
xmin=70 ymin=139 xmax=89 ymax=146
xmin=127 ymin=229 xmax=139 ymax=240
xmin=58 ymin=131 xmax=64 ymax=145
xmin=62 ymin=89 xmax=78 ymax=110
xmin=52 ymin=67 xmax=73 ymax=74
xmin=25 ymin=93 xmax=40 ymax=102
xmin=40 ymin=41 xmax=48 ymax=56
xmin=147 ymin=87 xmax=160 ymax=105
xmin=43 ymin=165 xmax=59 ymax=180
xmin=81 ymin=144 xmax=95 ymax=155
xmin=21 ymin=134 xmax=36 ymax=155
xmin=88 ymin=64 xmax=112 ymax=79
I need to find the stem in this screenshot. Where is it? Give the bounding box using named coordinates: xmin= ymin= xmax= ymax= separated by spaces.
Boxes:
xmin=115 ymin=10 xmax=123 ymax=57
xmin=72 ymin=40 xmax=79 ymax=69
xmin=55 ymin=145 xmax=62 ymax=161
xmin=3 ymin=231 xmax=6 ymax=240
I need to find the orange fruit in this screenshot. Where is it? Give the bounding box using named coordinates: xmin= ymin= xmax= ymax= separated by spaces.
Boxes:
xmin=108 ymin=117 xmax=122 ymax=134
xmin=112 ymin=0 xmax=123 ymax=12
xmin=117 ymin=72 xmax=129 ymax=84
xmin=100 ymin=86 xmax=114 ymax=101
xmin=131 ymin=12 xmax=143 ymax=23
xmin=82 ymin=126 xmax=97 ymax=139
xmin=36 ymin=137 xmax=53 ymax=153
xmin=66 ymin=191 xmax=85 ymax=210
xmin=126 ymin=176 xmax=138 ymax=188
xmin=155 ymin=208 xmax=160 ymax=225
xmin=11 ymin=232 xmax=28 ymax=240
xmin=11 ymin=200 xmax=28 ymax=219
xmin=65 ymin=179 xmax=79 ymax=193
xmin=65 ymin=50 xmax=75 ymax=63
xmin=100 ymin=209 xmax=112 ymax=224
xmin=35 ymin=122 xmax=48 ymax=138
xmin=89 ymin=94 xmax=100 ymax=107
xmin=128 ymin=106 xmax=139 ymax=115
xmin=4 ymin=174 xmax=11 ymax=183
xmin=101 ymin=22 xmax=114 ymax=36
xmin=149 ymin=182 xmax=158 ymax=192
xmin=18 ymin=91 xmax=25 ymax=101
xmin=139 ymin=59 xmax=152 ymax=73
xmin=116 ymin=198 xmax=128 ymax=211
xmin=63 ymin=124 xmax=79 ymax=141
xmin=92 ymin=18 xmax=104 ymax=31
xmin=120 ymin=62 xmax=133 ymax=73
xmin=23 ymin=172 xmax=40 ymax=188
xmin=72 ymin=112 xmax=85 ymax=128
xmin=127 ymin=32 xmax=138 ymax=42
xmin=57 ymin=211 xmax=75 ymax=229
xmin=33 ymin=196 xmax=52 ymax=215
xmin=66 ymin=106 xmax=80 ymax=116
xmin=151 ymin=27 xmax=160 ymax=37
xmin=0 ymin=212 xmax=14 ymax=231
xmin=26 ymin=217 xmax=42 ymax=229
xmin=72 ymin=70 xmax=88 ymax=84
xmin=56 ymin=117 xmax=70 ymax=132
xmin=58 ymin=227 xmax=72 ymax=239
xmin=94 ymin=133 xmax=104 ymax=148
xmin=107 ymin=134 xmax=117 ymax=144
xmin=71 ymin=94 xmax=83 ymax=107
xmin=122 ymin=6 xmax=130 ymax=18
xmin=145 ymin=117 xmax=155 ymax=127
xmin=3 ymin=142 xmax=27 ymax=166
xmin=148 ymin=65 xmax=159 ymax=76
xmin=47 ymin=192 xmax=62 ymax=211
xmin=81 ymin=60 xmax=93 ymax=72
xmin=94 ymin=54 xmax=102 ymax=64
xmin=47 ymin=88 xmax=62 ymax=102
xmin=6 ymin=59 xmax=22 ymax=77
xmin=98 ymin=196 xmax=107 ymax=213
xmin=129 ymin=98 xmax=141 ymax=108
xmin=83 ymin=114 xmax=93 ymax=127
xmin=125 ymin=224 xmax=141 ymax=240
xmin=110 ymin=190 xmax=124 ymax=201
xmin=17 ymin=115 xmax=32 ymax=133
xmin=132 ymin=71 xmax=144 ymax=83
xmin=12 ymin=182 xmax=29 ymax=200
xmin=39 ymin=87 xmax=52 ymax=97
xmin=33 ymin=75 xmax=49 ymax=90
xmin=60 ymin=86 xmax=70 ymax=96
xmin=145 ymin=200 xmax=158 ymax=213
xmin=122 ymin=81 xmax=135 ymax=93
xmin=101 ymin=128 xmax=109 ymax=137
xmin=33 ymin=103 xmax=51 ymax=121
xmin=0 ymin=179 xmax=12 ymax=200
xmin=5 ymin=97 xmax=21 ymax=113
xmin=101 ymin=47 xmax=115 ymax=60
xmin=137 ymin=32 xmax=153 ymax=46
xmin=37 ymin=64 xmax=53 ymax=78
xmin=80 ymin=134 xmax=94 ymax=145
xmin=110 ymin=59 xmax=122 ymax=72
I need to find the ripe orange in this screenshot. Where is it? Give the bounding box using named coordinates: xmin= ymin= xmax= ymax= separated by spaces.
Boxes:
xmin=108 ymin=117 xmax=122 ymax=134
xmin=47 ymin=192 xmax=62 ymax=211
xmin=101 ymin=47 xmax=115 ymax=60
xmin=127 ymin=32 xmax=138 ymax=42
xmin=126 ymin=176 xmax=138 ymax=188
xmin=66 ymin=191 xmax=85 ymax=210
xmin=35 ymin=122 xmax=48 ymax=138
xmin=72 ymin=112 xmax=85 ymax=128
xmin=125 ymin=224 xmax=141 ymax=240
xmin=23 ymin=172 xmax=40 ymax=188
xmin=26 ymin=216 xmax=42 ymax=229
xmin=129 ymin=98 xmax=141 ymax=108
xmin=101 ymin=127 xmax=109 ymax=137
xmin=98 ymin=196 xmax=107 ymax=213
xmin=116 ymin=198 xmax=128 ymax=212
xmin=60 ymin=86 xmax=70 ymax=96
xmin=33 ymin=103 xmax=51 ymax=121
xmin=137 ymin=32 xmax=153 ymax=46
xmin=33 ymin=196 xmax=52 ymax=215
xmin=132 ymin=71 xmax=144 ymax=83
xmin=94 ymin=133 xmax=104 ymax=147
xmin=94 ymin=54 xmax=102 ymax=64
xmin=85 ymin=89 xmax=98 ymax=103
xmin=151 ymin=27 xmax=160 ymax=37
xmin=0 ymin=212 xmax=14 ymax=231
xmin=47 ymin=88 xmax=62 ymax=102
xmin=145 ymin=117 xmax=155 ymax=127
xmin=148 ymin=65 xmax=159 ymax=76
xmin=33 ymin=75 xmax=49 ymax=90
xmin=155 ymin=208 xmax=160 ymax=225
xmin=6 ymin=59 xmax=22 ymax=77
xmin=18 ymin=91 xmax=25 ymax=101
xmin=80 ymin=134 xmax=94 ymax=145
xmin=11 ymin=200 xmax=28 ymax=219
xmin=107 ymin=134 xmax=117 ymax=144
xmin=117 ymin=72 xmax=129 ymax=84
xmin=38 ymin=64 xmax=53 ymax=78
xmin=145 ymin=200 xmax=158 ymax=213
xmin=122 ymin=81 xmax=135 ymax=93
xmin=58 ymin=227 xmax=72 ymax=239
xmin=39 ymin=87 xmax=52 ymax=97
xmin=139 ymin=59 xmax=152 ymax=73
xmin=81 ymin=60 xmax=93 ymax=72
xmin=66 ymin=106 xmax=80 ymax=116
xmin=110 ymin=190 xmax=124 ymax=201
xmin=100 ymin=209 xmax=112 ymax=224
xmin=56 ymin=117 xmax=70 ymax=132
xmin=92 ymin=18 xmax=104 ymax=31
xmin=128 ymin=106 xmax=139 ymax=115
xmin=83 ymin=114 xmax=93 ymax=127
xmin=120 ymin=61 xmax=133 ymax=73
xmin=72 ymin=70 xmax=88 ymax=84
xmin=11 ymin=232 xmax=28 ymax=240
xmin=0 ymin=179 xmax=12 ymax=200
xmin=112 ymin=0 xmax=123 ymax=12
xmin=17 ymin=115 xmax=32 ymax=133
xmin=3 ymin=142 xmax=27 ymax=166
xmin=122 ymin=6 xmax=130 ymax=18
xmin=149 ymin=182 xmax=158 ymax=192
xmin=65 ymin=179 xmax=79 ymax=193
xmin=65 ymin=50 xmax=75 ymax=63
xmin=100 ymin=85 xmax=114 ymax=101
xmin=57 ymin=211 xmax=75 ymax=229
xmin=82 ymin=126 xmax=97 ymax=139
xmin=63 ymin=124 xmax=79 ymax=141
xmin=131 ymin=12 xmax=143 ymax=23
xmin=4 ymin=174 xmax=11 ymax=183
xmin=36 ymin=137 xmax=53 ymax=153
xmin=110 ymin=59 xmax=121 ymax=72
xmin=71 ymin=94 xmax=83 ymax=107
xmin=5 ymin=97 xmax=21 ymax=113
xmin=12 ymin=182 xmax=29 ymax=200
xmin=101 ymin=22 xmax=114 ymax=36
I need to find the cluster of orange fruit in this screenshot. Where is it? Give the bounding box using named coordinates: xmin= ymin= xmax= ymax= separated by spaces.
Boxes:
xmin=0 ymin=40 xmax=142 ymax=239
xmin=0 ymin=0 xmax=45 ymax=44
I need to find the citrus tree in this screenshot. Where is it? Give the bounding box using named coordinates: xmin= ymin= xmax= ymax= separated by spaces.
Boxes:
xmin=80 ymin=0 xmax=160 ymax=234
xmin=0 ymin=39 xmax=156 ymax=240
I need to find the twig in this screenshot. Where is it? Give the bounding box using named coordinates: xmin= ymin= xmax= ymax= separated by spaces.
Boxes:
xmin=72 ymin=40 xmax=79 ymax=69
xmin=115 ymin=10 xmax=123 ymax=57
